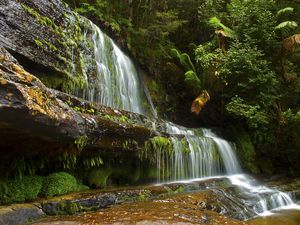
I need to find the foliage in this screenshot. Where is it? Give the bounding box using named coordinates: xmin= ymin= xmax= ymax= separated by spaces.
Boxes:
xmin=277 ymin=7 xmax=294 ymax=16
xmin=226 ymin=97 xmax=269 ymax=128
xmin=41 ymin=172 xmax=88 ymax=197
xmin=0 ymin=176 xmax=43 ymax=205
xmin=275 ymin=21 xmax=298 ymax=36
xmin=209 ymin=17 xmax=236 ymax=39
xmin=74 ymin=135 xmax=88 ymax=151
xmin=142 ymin=136 xmax=173 ymax=163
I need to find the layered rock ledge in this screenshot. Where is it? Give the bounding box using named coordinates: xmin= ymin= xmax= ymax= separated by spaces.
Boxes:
xmin=0 ymin=47 xmax=161 ymax=157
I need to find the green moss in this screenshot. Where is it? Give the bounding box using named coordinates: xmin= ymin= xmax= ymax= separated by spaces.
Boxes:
xmin=86 ymin=168 xmax=112 ymax=188
xmin=41 ymin=172 xmax=87 ymax=197
xmin=227 ymin=126 xmax=258 ymax=174
xmin=0 ymin=176 xmax=43 ymax=205
xmin=34 ymin=39 xmax=43 ymax=47
xmin=58 ymin=201 xmax=81 ymax=215
xmin=21 ymin=4 xmax=60 ymax=33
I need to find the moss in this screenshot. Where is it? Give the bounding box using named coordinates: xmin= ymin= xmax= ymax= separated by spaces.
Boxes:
xmin=41 ymin=172 xmax=87 ymax=197
xmin=0 ymin=176 xmax=44 ymax=205
xmin=58 ymin=201 xmax=81 ymax=215
xmin=86 ymin=168 xmax=113 ymax=188
xmin=227 ymin=126 xmax=258 ymax=174
xmin=34 ymin=39 xmax=43 ymax=47
xmin=21 ymin=4 xmax=60 ymax=34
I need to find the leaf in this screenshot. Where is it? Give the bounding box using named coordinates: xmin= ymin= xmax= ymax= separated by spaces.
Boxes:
xmin=180 ymin=53 xmax=196 ymax=72
xmin=209 ymin=17 xmax=236 ymax=39
xmin=191 ymin=90 xmax=210 ymax=115
xmin=170 ymin=48 xmax=196 ymax=72
xmin=275 ymin=21 xmax=298 ymax=36
xmin=275 ymin=21 xmax=298 ymax=30
xmin=170 ymin=48 xmax=181 ymax=61
xmin=283 ymin=34 xmax=300 ymax=52
xmin=184 ymin=70 xmax=201 ymax=90
xmin=277 ymin=7 xmax=294 ymax=17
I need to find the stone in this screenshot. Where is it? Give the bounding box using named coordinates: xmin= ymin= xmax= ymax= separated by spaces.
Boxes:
xmin=0 ymin=46 xmax=159 ymax=158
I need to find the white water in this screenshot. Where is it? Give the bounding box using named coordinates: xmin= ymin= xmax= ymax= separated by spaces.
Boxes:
xmin=71 ymin=18 xmax=299 ymax=220
xmin=159 ymin=122 xmax=300 ymax=218
xmin=76 ymin=21 xmax=156 ymax=117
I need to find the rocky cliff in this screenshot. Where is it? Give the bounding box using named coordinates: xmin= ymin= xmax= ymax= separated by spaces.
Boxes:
xmin=0 ymin=0 xmax=94 ymax=90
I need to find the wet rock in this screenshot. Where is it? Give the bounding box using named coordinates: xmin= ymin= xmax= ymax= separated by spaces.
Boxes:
xmin=0 ymin=47 xmax=159 ymax=158
xmin=0 ymin=203 xmax=44 ymax=225
xmin=0 ymin=0 xmax=93 ymax=87
xmin=42 ymin=193 xmax=117 ymax=215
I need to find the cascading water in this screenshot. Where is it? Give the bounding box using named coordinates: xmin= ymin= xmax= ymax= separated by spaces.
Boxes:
xmin=159 ymin=122 xmax=300 ymax=218
xmin=72 ymin=17 xmax=299 ymax=220
xmin=75 ymin=20 xmax=156 ymax=117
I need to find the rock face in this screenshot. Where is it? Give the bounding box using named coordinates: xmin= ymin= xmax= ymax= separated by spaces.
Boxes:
xmin=0 ymin=0 xmax=93 ymax=88
xmin=0 ymin=46 xmax=157 ymax=158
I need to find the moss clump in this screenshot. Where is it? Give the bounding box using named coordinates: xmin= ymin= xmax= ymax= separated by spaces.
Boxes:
xmin=0 ymin=176 xmax=44 ymax=205
xmin=58 ymin=201 xmax=81 ymax=215
xmin=86 ymin=168 xmax=113 ymax=188
xmin=41 ymin=172 xmax=88 ymax=197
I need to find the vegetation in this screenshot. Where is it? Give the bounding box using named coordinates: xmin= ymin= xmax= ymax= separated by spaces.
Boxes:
xmin=42 ymin=172 xmax=88 ymax=197
xmin=0 ymin=172 xmax=87 ymax=204
xmin=63 ymin=0 xmax=300 ymax=175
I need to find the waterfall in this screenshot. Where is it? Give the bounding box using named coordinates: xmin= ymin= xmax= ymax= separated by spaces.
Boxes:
xmin=75 ymin=20 xmax=156 ymax=117
xmin=158 ymin=122 xmax=241 ymax=182
xmin=73 ymin=18 xmax=299 ymax=219
xmin=159 ymin=122 xmax=300 ymax=218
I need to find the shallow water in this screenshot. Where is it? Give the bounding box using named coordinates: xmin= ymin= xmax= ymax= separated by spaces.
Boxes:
xmin=249 ymin=209 xmax=300 ymax=225
xmin=34 ymin=194 xmax=249 ymax=225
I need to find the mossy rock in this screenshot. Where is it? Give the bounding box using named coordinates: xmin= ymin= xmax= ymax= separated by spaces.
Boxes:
xmin=41 ymin=172 xmax=88 ymax=197
xmin=87 ymin=168 xmax=113 ymax=188
xmin=0 ymin=175 xmax=43 ymax=205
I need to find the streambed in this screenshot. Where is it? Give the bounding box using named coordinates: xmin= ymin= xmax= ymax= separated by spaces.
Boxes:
xmin=31 ymin=176 xmax=300 ymax=225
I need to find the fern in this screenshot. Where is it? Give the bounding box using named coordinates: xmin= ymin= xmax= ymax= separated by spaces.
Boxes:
xmin=180 ymin=53 xmax=196 ymax=72
xmin=184 ymin=70 xmax=201 ymax=90
xmin=277 ymin=7 xmax=294 ymax=17
xmin=209 ymin=17 xmax=236 ymax=39
xmin=170 ymin=48 xmax=181 ymax=61
xmin=275 ymin=21 xmax=298 ymax=36
xmin=170 ymin=48 xmax=196 ymax=72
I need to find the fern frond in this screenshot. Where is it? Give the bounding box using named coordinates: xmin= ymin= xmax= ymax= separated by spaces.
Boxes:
xmin=170 ymin=48 xmax=181 ymax=61
xmin=209 ymin=17 xmax=236 ymax=39
xmin=184 ymin=70 xmax=201 ymax=90
xmin=275 ymin=21 xmax=298 ymax=30
xmin=275 ymin=21 xmax=298 ymax=36
xmin=180 ymin=53 xmax=196 ymax=72
xmin=277 ymin=7 xmax=294 ymax=17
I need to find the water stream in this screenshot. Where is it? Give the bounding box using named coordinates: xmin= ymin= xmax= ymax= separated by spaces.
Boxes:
xmin=159 ymin=122 xmax=300 ymax=219
xmin=75 ymin=20 xmax=156 ymax=117
xmin=72 ymin=18 xmax=299 ymax=221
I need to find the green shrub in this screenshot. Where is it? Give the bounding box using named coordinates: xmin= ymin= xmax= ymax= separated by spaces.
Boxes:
xmin=0 ymin=176 xmax=43 ymax=205
xmin=42 ymin=172 xmax=88 ymax=197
